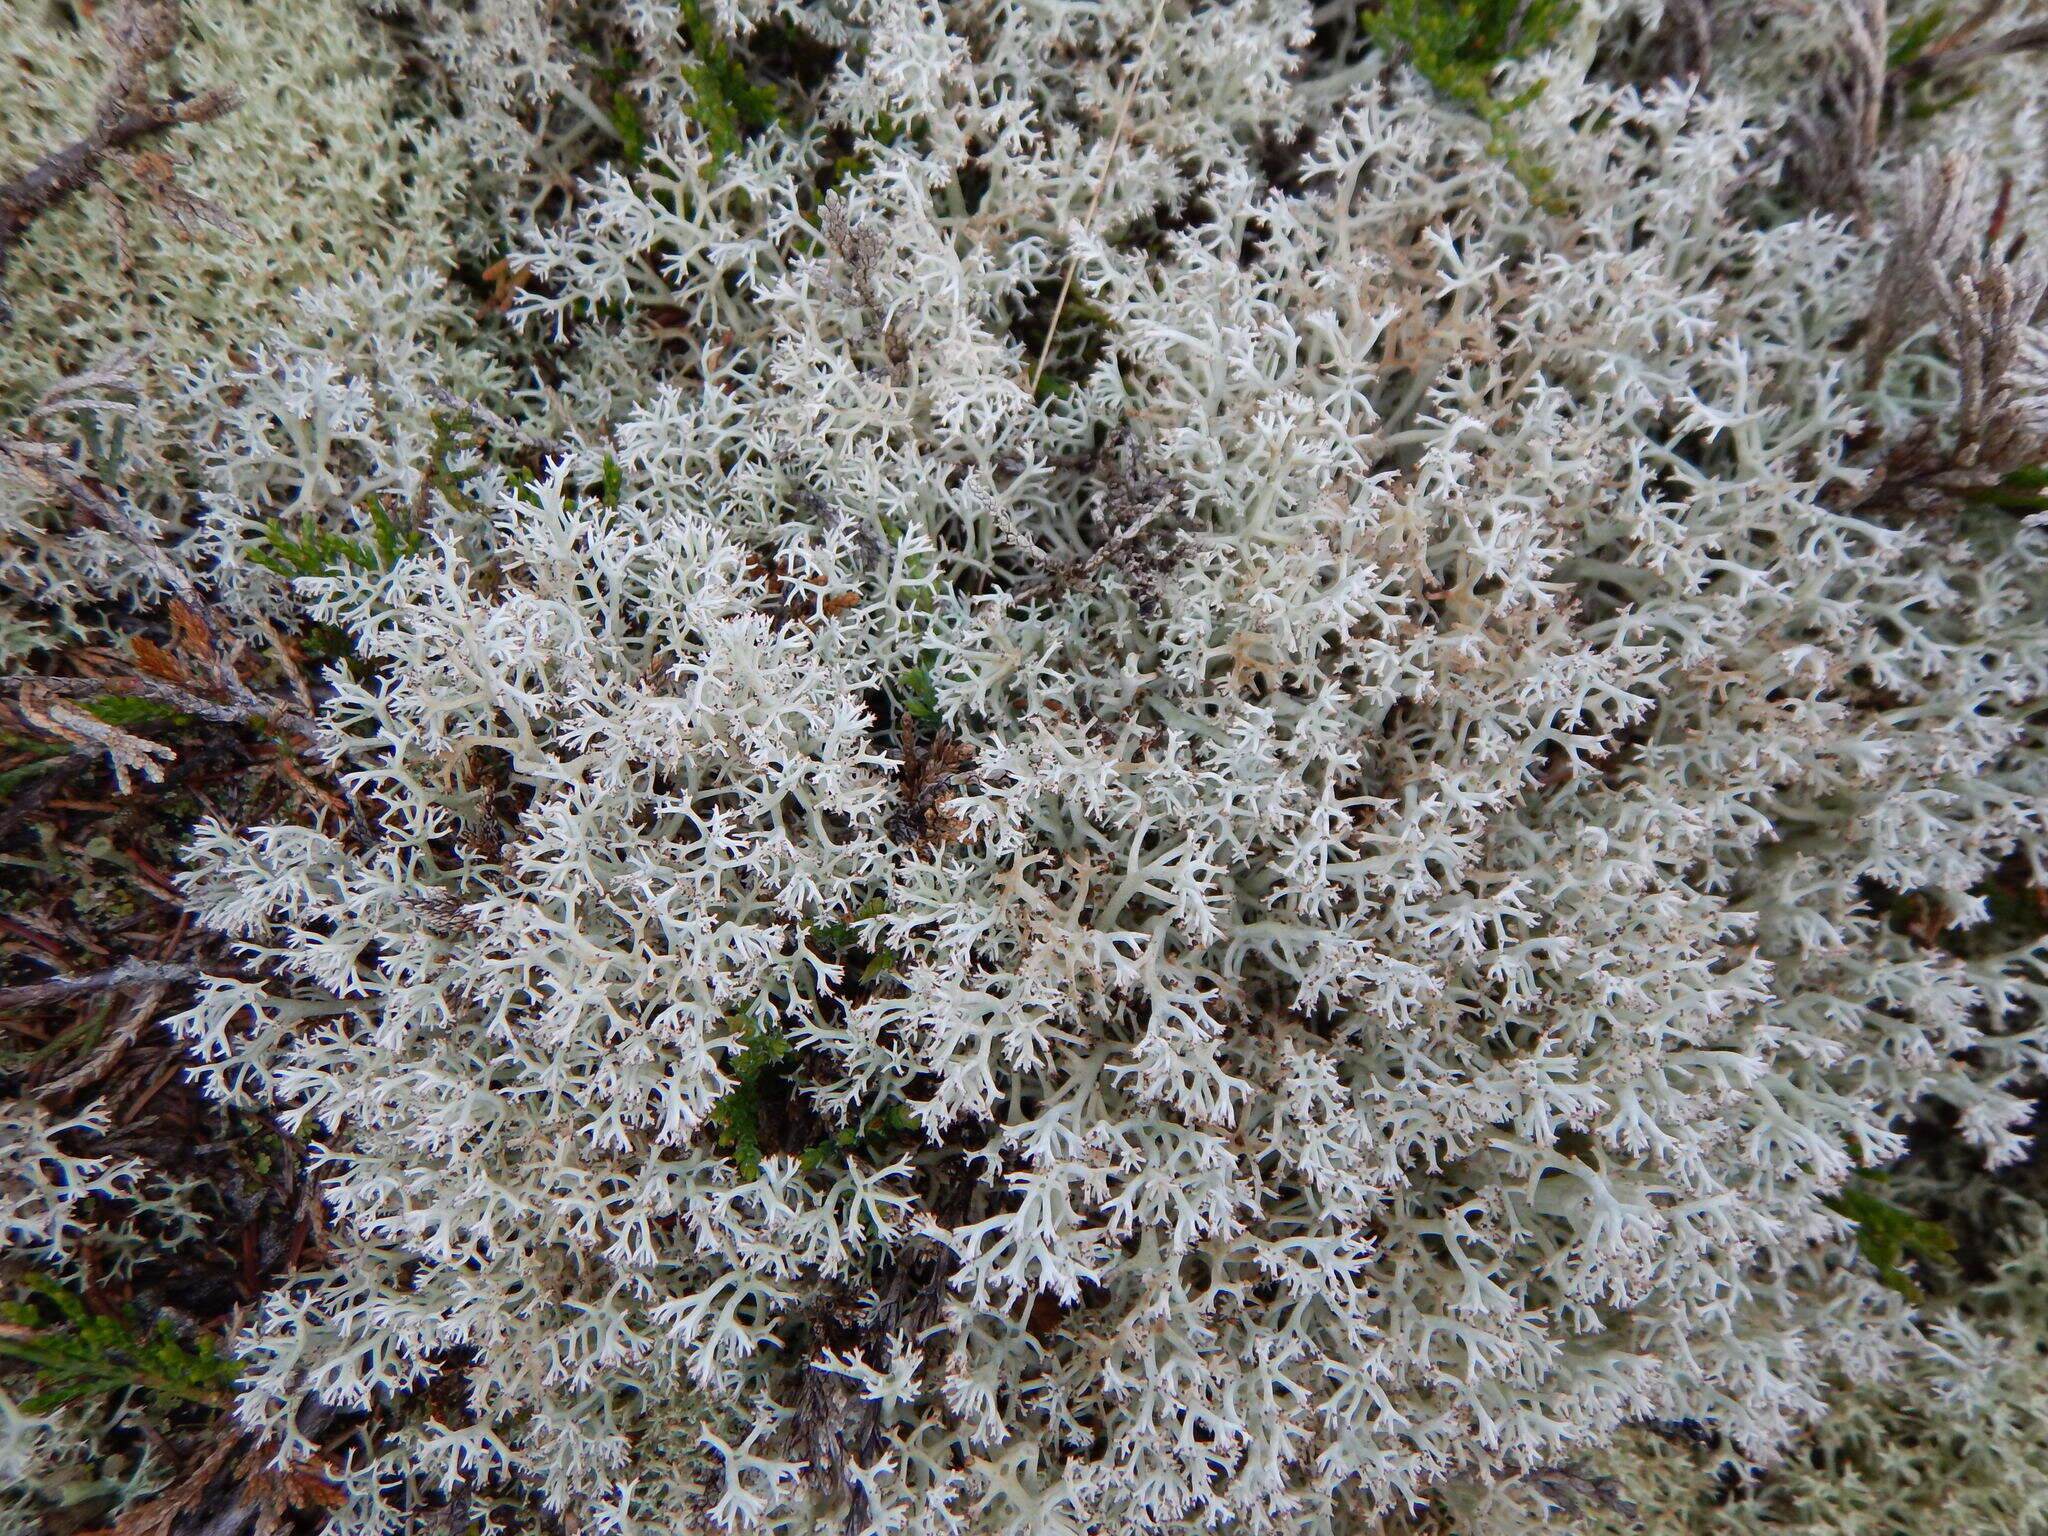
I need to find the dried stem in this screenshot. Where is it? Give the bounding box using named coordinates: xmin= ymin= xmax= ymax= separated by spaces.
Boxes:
xmin=2 ymin=672 xmax=265 ymax=726
xmin=0 ymin=959 xmax=204 ymax=1014
xmin=1026 ymin=0 xmax=1169 ymax=396
xmin=0 ymin=0 xmax=237 ymax=324
xmin=1897 ymin=17 xmax=2048 ymax=82
xmin=0 ymin=750 xmax=97 ymax=843
xmin=0 ymin=439 xmax=316 ymax=739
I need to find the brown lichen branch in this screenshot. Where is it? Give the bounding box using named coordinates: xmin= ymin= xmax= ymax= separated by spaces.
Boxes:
xmin=0 ymin=0 xmax=239 ymax=325
xmin=887 ymin=722 xmax=976 ymax=849
xmin=9 ymin=684 xmax=177 ymax=793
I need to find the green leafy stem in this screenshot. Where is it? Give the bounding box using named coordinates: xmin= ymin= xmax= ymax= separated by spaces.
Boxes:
xmin=0 ymin=1272 xmax=239 ymax=1413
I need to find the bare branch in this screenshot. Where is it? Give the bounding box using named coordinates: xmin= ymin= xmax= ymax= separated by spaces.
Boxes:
xmin=34 ymin=981 xmax=169 ymax=1099
xmin=1 ymin=672 xmax=258 ymax=726
xmin=0 ymin=0 xmax=238 ymax=325
xmin=1897 ymin=17 xmax=2048 ymax=83
xmin=0 ymin=959 xmax=204 ymax=1014
xmin=0 ymin=438 xmax=317 ymax=738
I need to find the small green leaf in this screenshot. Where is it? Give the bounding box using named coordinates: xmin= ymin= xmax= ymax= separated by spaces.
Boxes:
xmin=897 ymin=666 xmax=939 ymax=722
xmin=1887 ymin=5 xmax=1948 ymax=69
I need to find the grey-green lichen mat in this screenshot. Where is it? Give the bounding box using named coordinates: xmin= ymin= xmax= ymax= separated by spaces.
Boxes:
xmin=5 ymin=0 xmax=2048 ymax=1531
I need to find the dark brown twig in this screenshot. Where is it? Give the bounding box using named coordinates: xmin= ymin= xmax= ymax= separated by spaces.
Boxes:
xmin=1 ymin=672 xmax=258 ymax=726
xmin=0 ymin=749 xmax=97 ymax=842
xmin=0 ymin=440 xmax=317 ymax=739
xmin=1896 ymin=18 xmax=2048 ymax=83
xmin=0 ymin=0 xmax=237 ymax=325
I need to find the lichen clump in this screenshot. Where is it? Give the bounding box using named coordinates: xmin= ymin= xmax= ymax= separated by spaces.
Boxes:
xmin=2 ymin=0 xmax=2046 ymax=1532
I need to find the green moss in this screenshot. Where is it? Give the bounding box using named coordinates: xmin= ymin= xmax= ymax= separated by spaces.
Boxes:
xmin=678 ymin=0 xmax=780 ymax=165
xmin=1824 ymin=1178 xmax=1957 ymax=1301
xmin=248 ymin=493 xmax=421 ymax=580
xmin=82 ymin=696 xmax=191 ymax=730
xmin=820 ymin=111 xmax=925 ymax=193
xmin=809 ymin=895 xmax=890 ymax=955
xmin=1362 ymin=0 xmax=1576 ymax=205
xmin=1028 ymin=292 xmax=1117 ymax=401
xmin=0 ymin=1272 xmax=239 ymax=1414
xmin=709 ymin=1009 xmax=793 ymax=1180
xmin=798 ymin=1100 xmax=918 ymax=1175
xmin=610 ymin=89 xmax=648 ymax=167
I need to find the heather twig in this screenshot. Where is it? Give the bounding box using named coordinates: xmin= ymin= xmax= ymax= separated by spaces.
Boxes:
xmin=0 ymin=0 xmax=239 ymax=325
